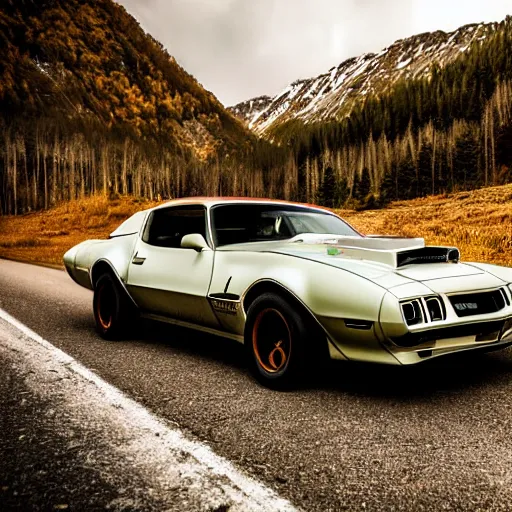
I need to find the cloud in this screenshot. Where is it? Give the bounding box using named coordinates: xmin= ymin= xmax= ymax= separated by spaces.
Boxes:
xmin=117 ymin=0 xmax=511 ymax=106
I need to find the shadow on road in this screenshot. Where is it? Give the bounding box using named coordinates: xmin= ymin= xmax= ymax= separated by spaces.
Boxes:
xmin=135 ymin=318 xmax=247 ymax=368
xmin=116 ymin=317 xmax=512 ymax=400
xmin=316 ymin=349 xmax=512 ymax=398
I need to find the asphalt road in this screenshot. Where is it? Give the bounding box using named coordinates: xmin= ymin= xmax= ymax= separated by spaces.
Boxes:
xmin=2 ymin=259 xmax=512 ymax=510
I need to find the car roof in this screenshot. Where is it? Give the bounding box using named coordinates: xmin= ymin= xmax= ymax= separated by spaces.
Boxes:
xmin=152 ymin=197 xmax=333 ymax=213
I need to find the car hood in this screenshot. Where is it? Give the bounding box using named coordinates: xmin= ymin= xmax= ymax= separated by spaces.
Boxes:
xmin=218 ymin=234 xmax=509 ymax=290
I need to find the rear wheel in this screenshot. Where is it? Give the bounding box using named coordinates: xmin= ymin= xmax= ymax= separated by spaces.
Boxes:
xmin=244 ymin=293 xmax=311 ymax=389
xmin=93 ymin=273 xmax=135 ymax=339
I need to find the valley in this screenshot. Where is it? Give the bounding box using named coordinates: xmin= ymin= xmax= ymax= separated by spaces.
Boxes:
xmin=1 ymin=184 xmax=511 ymax=267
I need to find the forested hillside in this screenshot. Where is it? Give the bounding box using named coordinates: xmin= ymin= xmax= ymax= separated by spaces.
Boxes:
xmin=3 ymin=2 xmax=512 ymax=215
xmin=0 ymin=0 xmax=289 ymax=215
xmin=234 ymin=17 xmax=512 ymax=208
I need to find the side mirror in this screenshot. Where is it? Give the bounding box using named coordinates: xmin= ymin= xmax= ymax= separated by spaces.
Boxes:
xmin=181 ymin=233 xmax=210 ymax=252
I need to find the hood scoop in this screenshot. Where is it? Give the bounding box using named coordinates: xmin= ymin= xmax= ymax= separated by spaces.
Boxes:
xmin=396 ymin=246 xmax=460 ymax=267
xmin=291 ymin=234 xmax=459 ymax=269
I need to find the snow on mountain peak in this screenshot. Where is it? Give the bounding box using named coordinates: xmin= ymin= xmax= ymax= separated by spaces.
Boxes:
xmin=229 ymin=20 xmax=502 ymax=134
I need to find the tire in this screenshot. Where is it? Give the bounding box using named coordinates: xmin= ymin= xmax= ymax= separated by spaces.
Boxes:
xmin=244 ymin=293 xmax=311 ymax=390
xmin=93 ymin=272 xmax=135 ymax=340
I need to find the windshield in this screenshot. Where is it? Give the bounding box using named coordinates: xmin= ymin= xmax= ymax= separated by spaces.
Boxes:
xmin=211 ymin=204 xmax=361 ymax=246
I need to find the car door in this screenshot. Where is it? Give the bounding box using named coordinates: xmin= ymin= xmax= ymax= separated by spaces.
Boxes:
xmin=126 ymin=205 xmax=220 ymax=328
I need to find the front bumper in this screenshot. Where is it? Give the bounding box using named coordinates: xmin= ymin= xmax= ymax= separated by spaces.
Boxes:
xmin=377 ymin=281 xmax=512 ymax=364
xmin=386 ymin=317 xmax=512 ymax=364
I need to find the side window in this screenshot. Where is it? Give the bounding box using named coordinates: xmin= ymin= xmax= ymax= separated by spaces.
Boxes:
xmin=142 ymin=206 xmax=207 ymax=248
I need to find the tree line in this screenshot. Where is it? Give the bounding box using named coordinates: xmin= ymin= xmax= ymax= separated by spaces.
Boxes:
xmin=0 ymin=116 xmax=297 ymax=215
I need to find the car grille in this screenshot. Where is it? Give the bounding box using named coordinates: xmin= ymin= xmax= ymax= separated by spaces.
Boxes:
xmin=392 ymin=320 xmax=506 ymax=347
xmin=449 ymin=289 xmax=508 ymax=318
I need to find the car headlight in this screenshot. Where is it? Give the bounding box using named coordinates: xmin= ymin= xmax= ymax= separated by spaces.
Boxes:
xmin=401 ymin=299 xmax=424 ymax=326
xmin=425 ymin=296 xmax=445 ymax=321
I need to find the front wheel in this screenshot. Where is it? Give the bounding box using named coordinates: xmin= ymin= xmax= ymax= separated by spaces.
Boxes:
xmin=93 ymin=273 xmax=135 ymax=340
xmin=244 ymin=293 xmax=310 ymax=389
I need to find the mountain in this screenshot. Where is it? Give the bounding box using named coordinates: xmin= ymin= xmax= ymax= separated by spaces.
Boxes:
xmin=230 ymin=22 xmax=499 ymax=134
xmin=3 ymin=3 xmax=511 ymax=217
xmin=229 ymin=95 xmax=273 ymax=126
xmin=230 ymin=17 xmax=512 ymax=209
xmin=0 ymin=0 xmax=284 ymax=215
xmin=0 ymin=0 xmax=252 ymax=156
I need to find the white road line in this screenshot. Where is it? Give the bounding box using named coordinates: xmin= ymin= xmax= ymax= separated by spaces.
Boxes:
xmin=0 ymin=307 xmax=297 ymax=511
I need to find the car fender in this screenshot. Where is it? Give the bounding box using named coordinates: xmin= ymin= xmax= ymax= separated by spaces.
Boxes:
xmin=209 ymin=250 xmax=396 ymax=363
xmin=64 ymin=235 xmax=139 ymax=292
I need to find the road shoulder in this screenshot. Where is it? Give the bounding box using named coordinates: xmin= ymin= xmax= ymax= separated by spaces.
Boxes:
xmin=0 ymin=309 xmax=295 ymax=512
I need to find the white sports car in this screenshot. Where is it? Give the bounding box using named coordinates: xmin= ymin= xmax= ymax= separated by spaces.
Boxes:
xmin=64 ymin=198 xmax=512 ymax=388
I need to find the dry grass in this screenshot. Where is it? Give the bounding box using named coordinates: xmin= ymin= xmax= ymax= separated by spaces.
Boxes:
xmin=336 ymin=184 xmax=512 ymax=267
xmin=0 ymin=195 xmax=161 ymax=267
xmin=1 ymin=185 xmax=511 ymax=268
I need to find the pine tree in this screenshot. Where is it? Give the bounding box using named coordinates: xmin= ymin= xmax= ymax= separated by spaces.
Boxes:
xmin=379 ymin=169 xmax=398 ymax=204
xmin=453 ymin=132 xmax=479 ymax=190
xmin=354 ymin=168 xmax=371 ymax=201
xmin=396 ymin=158 xmax=418 ymax=200
xmin=333 ymin=177 xmax=349 ymax=208
xmin=318 ymin=166 xmax=336 ymax=207
xmin=417 ymin=144 xmax=433 ymax=197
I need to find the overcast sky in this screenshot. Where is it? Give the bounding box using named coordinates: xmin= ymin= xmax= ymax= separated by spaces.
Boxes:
xmin=117 ymin=0 xmax=511 ymax=106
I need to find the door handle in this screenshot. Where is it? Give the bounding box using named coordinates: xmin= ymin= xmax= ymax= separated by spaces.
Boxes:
xmin=132 ymin=253 xmax=146 ymax=265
